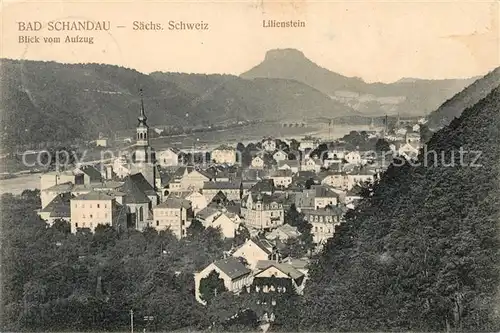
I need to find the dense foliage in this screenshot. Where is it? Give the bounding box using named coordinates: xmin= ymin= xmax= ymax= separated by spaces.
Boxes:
xmin=302 ymin=86 xmax=500 ymax=331
xmin=0 ymin=192 xmax=236 ymax=332
xmin=427 ymin=67 xmax=500 ymax=129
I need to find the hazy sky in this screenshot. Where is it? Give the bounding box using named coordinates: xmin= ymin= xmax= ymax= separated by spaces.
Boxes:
xmin=1 ymin=0 xmax=499 ymax=83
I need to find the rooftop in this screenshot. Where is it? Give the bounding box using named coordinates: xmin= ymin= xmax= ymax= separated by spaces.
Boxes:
xmin=73 ymin=191 xmax=115 ymax=201
xmin=156 ymin=196 xmax=191 ymax=209
xmin=213 ymin=257 xmax=251 ymax=280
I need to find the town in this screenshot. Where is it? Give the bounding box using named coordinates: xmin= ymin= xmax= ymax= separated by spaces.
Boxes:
xmin=33 ymin=92 xmax=428 ymax=327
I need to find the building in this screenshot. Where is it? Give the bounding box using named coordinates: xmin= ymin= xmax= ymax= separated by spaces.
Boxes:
xmin=120 ymin=175 xmax=153 ymax=230
xmin=302 ymin=206 xmax=344 ymax=246
xmin=194 ymin=257 xmax=253 ymax=304
xmin=262 ymin=138 xmax=276 ymax=152
xmin=95 ymin=137 xmax=109 ymax=147
xmin=232 ymin=238 xmax=277 ymax=268
xmin=38 ymin=192 xmax=74 ymax=224
xmin=129 ymin=91 xmax=157 ymax=189
xmin=157 ymin=148 xmax=182 ymax=167
xmin=299 ymin=136 xmax=318 ymax=151
xmin=169 ymin=167 xmax=213 ymax=191
xmin=253 ymin=260 xmax=306 ymax=294
xmin=265 ymin=224 xmax=300 ymax=241
xmin=295 ymin=185 xmax=340 ymax=210
xmin=272 ymin=150 xmax=288 ymax=163
xmin=211 ymin=145 xmax=237 ymax=165
xmin=301 ymin=158 xmax=322 ymax=173
xmin=240 ymin=193 xmax=284 ymax=230
xmin=40 ymin=170 xmax=77 ymax=191
xmin=70 ymin=191 xmax=125 ymax=233
xmin=111 ymin=155 xmax=131 ymax=179
xmin=250 ymin=156 xmax=265 ymax=169
xmin=202 ymin=181 xmax=241 ymax=202
xmin=344 ymin=151 xmax=362 ymax=165
xmin=277 ymin=160 xmax=300 ymax=174
xmin=153 ymin=196 xmax=193 ymax=239
xmin=41 ymin=182 xmax=74 ymax=209
xmin=270 ymin=169 xmax=293 ymax=188
xmin=211 ymin=212 xmax=239 ymax=238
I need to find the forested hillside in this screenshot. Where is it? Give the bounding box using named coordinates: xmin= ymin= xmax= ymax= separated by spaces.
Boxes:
xmin=301 ymin=85 xmax=500 ymax=331
xmin=0 ymin=59 xmax=354 ymax=151
xmin=427 ymin=67 xmax=500 ymax=129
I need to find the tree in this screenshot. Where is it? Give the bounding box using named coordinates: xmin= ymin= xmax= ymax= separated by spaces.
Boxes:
xmin=305 ymin=178 xmax=315 ymax=189
xmin=375 ymin=138 xmax=391 ymax=153
xmin=186 ymin=219 xmax=205 ymax=238
xmin=419 ymin=124 xmax=433 ymax=143
xmin=233 ymin=224 xmax=250 ymax=247
xmin=51 ymin=219 xmax=71 ymax=234
xmin=199 ymin=271 xmax=227 ymax=304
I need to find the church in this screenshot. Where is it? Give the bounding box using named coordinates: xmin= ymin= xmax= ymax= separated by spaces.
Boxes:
xmin=38 ymin=90 xmax=166 ymax=233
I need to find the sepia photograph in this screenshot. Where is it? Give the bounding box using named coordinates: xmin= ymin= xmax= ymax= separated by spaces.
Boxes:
xmin=0 ymin=0 xmax=499 ymax=332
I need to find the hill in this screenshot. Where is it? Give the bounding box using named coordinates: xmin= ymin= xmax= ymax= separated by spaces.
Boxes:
xmin=151 ymin=72 xmax=357 ymax=121
xmin=241 ymin=48 xmax=476 ymax=116
xmin=301 ymin=85 xmax=500 ymax=331
xmin=0 ymin=59 xmax=355 ymax=150
xmin=427 ymin=66 xmax=500 ymax=129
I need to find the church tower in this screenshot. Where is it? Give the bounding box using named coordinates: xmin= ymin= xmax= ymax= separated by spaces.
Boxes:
xmin=131 ymin=89 xmax=156 ymax=189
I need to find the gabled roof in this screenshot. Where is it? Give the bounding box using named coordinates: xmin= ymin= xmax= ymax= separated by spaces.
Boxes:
xmin=156 ymin=196 xmax=191 ymax=209
xmin=278 ymin=159 xmax=300 ymax=168
xmin=43 ymin=182 xmax=74 ymax=192
xmin=312 ymin=185 xmax=340 ymax=198
xmin=271 ymin=169 xmax=293 ymax=178
xmin=254 ymin=260 xmax=304 ymax=280
xmin=249 ymin=179 xmax=274 ymax=193
xmin=213 ymin=144 xmax=235 ymax=151
xmin=76 ymin=165 xmax=102 ymax=182
xmin=203 ymin=181 xmax=241 ymax=190
xmin=213 ymin=257 xmax=251 ymax=280
xmin=120 ymin=176 xmax=150 ymax=204
xmin=73 ymin=190 xmax=114 ymax=201
xmin=248 ymin=237 xmax=274 ymax=255
xmin=40 ymin=192 xmax=74 ymax=215
xmin=130 ymin=173 xmax=156 ymax=195
xmin=196 ymin=206 xmax=221 ymax=220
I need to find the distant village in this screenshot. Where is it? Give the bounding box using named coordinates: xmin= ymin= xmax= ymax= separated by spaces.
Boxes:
xmin=36 ymin=96 xmax=427 ymax=321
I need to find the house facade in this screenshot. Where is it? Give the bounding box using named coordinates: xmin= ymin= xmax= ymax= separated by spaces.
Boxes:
xmin=211 ymin=145 xmax=237 ymax=165
xmin=153 ymin=197 xmax=193 ymax=238
xmin=194 ymin=257 xmax=253 ymax=304
xmin=240 ymin=193 xmax=284 ymax=230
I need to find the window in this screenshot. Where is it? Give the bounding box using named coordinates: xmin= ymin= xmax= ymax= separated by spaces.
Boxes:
xmin=75 ymin=223 xmax=79 ymax=228
xmin=104 ymin=204 xmax=107 ymax=208
xmin=90 ymin=204 xmax=92 ymax=208
xmin=82 ymin=214 xmax=86 ymax=219
xmin=90 ymin=214 xmax=93 ymax=218
xmin=97 ymin=204 xmax=100 ymax=208
xmin=105 ymin=213 xmax=108 ymax=218
xmin=156 ymin=220 xmax=159 ymax=226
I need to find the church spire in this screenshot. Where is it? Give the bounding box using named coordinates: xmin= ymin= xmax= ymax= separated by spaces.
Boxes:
xmin=138 ymin=89 xmax=147 ymax=126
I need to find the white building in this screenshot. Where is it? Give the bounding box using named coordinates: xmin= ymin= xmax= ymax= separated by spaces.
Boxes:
xmin=157 ymin=148 xmax=182 ymax=167
xmin=211 ymin=145 xmax=237 ymax=165
xmin=194 ymin=257 xmax=253 ymax=304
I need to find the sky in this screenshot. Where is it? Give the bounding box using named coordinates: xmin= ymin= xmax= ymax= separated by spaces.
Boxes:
xmin=1 ymin=0 xmax=499 ymax=83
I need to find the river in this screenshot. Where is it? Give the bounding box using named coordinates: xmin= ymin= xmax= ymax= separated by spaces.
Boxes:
xmin=0 ymin=123 xmax=375 ymax=195
xmin=0 ymin=173 xmax=41 ymax=195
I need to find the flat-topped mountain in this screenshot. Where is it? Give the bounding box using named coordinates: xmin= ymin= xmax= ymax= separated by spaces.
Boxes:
xmin=241 ymin=48 xmax=476 ymax=116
